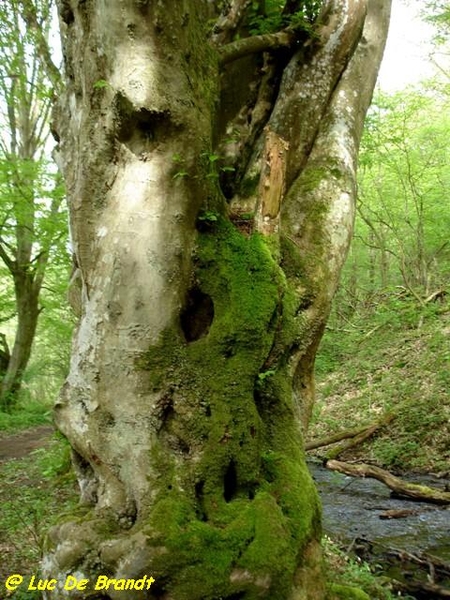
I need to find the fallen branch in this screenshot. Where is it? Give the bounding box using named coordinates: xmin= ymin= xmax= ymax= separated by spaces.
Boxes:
xmin=352 ymin=537 xmax=450 ymax=599
xmin=326 ymin=460 xmax=450 ymax=505
xmin=393 ymin=580 xmax=450 ymax=599
xmin=379 ymin=508 xmax=422 ymax=519
xmin=305 ymin=424 xmax=369 ymax=451
xmin=326 ymin=413 xmax=395 ymax=460
xmin=306 ymin=412 xmax=394 ymax=455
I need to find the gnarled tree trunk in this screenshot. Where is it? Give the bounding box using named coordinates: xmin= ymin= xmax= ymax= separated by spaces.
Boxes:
xmin=44 ymin=1 xmax=391 ymax=598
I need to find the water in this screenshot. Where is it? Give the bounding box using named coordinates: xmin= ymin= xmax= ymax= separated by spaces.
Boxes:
xmin=308 ymin=460 xmax=450 ymax=562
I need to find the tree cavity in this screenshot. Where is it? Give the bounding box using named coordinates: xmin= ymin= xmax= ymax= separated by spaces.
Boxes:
xmin=180 ymin=286 xmax=214 ymax=343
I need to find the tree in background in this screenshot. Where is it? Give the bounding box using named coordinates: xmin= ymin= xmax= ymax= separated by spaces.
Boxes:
xmin=338 ymin=87 xmax=450 ymax=308
xmin=424 ymin=0 xmax=450 ymax=82
xmin=0 ymin=0 xmax=67 ymax=410
xmin=425 ymin=0 xmax=450 ymax=41
xmin=44 ymin=1 xmax=390 ymax=597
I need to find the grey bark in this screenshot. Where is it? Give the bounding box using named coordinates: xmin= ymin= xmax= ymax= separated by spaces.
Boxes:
xmin=43 ymin=0 xmax=391 ymax=598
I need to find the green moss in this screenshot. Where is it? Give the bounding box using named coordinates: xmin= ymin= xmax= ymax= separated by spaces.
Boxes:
xmin=240 ymin=172 xmax=260 ymax=198
xmin=327 ymin=583 xmax=371 ymax=600
xmin=134 ymin=218 xmax=322 ymax=598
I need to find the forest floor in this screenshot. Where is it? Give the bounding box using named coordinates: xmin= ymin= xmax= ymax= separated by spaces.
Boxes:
xmin=309 ymin=294 xmax=450 ymax=474
xmin=0 ymin=426 xmax=78 ymax=598
xmin=0 ymin=425 xmax=53 ymax=462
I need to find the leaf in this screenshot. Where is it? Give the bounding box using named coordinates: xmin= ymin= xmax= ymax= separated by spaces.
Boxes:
xmin=93 ymin=79 xmax=110 ymax=90
xmin=173 ymin=171 xmax=188 ymax=179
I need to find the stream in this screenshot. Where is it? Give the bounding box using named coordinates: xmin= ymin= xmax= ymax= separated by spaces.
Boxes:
xmin=308 ymin=460 xmax=450 ymax=594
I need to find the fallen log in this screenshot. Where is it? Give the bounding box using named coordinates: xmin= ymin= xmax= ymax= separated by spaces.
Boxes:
xmin=305 ymin=412 xmax=394 ymax=456
xmin=325 ymin=413 xmax=395 ymax=460
xmin=305 ymin=424 xmax=369 ymax=451
xmin=379 ymin=508 xmax=421 ymax=519
xmin=352 ymin=537 xmax=450 ymax=599
xmin=326 ymin=459 xmax=450 ymax=505
xmin=393 ymin=580 xmax=450 ymax=599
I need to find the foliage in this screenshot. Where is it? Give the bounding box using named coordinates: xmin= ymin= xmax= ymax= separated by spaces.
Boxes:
xmin=313 ymin=294 xmax=450 ymax=472
xmin=0 ymin=398 xmax=51 ymax=431
xmin=0 ymin=0 xmax=71 ymax=409
xmin=248 ymin=0 xmax=322 ymax=35
xmin=344 ymin=86 xmax=450 ymax=301
xmin=311 ymin=82 xmax=450 ymax=473
xmin=323 ymin=537 xmax=400 ymax=600
xmin=424 ymin=0 xmax=450 ymax=44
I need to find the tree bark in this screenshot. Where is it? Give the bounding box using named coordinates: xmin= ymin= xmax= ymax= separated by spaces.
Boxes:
xmin=44 ymin=1 xmax=391 ymax=598
xmin=0 ymin=271 xmax=41 ymax=407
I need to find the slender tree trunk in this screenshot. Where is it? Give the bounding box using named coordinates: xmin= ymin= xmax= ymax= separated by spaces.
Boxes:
xmin=0 ymin=0 xmax=63 ymax=410
xmin=44 ymin=1 xmax=391 ymax=598
xmin=0 ymin=268 xmax=41 ymax=409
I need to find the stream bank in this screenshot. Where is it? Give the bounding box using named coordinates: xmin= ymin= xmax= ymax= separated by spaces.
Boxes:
xmin=309 ymin=460 xmax=450 ymax=597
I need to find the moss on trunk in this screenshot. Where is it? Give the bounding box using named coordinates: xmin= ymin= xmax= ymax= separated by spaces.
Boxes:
xmin=136 ymin=218 xmax=322 ymax=598
xmin=44 ymin=219 xmax=322 ymax=599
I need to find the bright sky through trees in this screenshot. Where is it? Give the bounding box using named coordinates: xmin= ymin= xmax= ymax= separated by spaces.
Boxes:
xmin=378 ymin=0 xmax=436 ymax=90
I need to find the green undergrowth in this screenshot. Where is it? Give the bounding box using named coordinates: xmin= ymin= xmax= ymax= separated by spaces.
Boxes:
xmin=312 ymin=294 xmax=450 ymax=472
xmin=0 ymin=434 xmax=78 ymax=599
xmin=323 ymin=537 xmax=404 ymax=600
xmin=0 ymin=399 xmax=52 ymax=433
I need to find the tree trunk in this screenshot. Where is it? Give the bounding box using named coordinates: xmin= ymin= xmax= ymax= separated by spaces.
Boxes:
xmin=44 ymin=1 xmax=391 ymax=598
xmin=0 ymin=271 xmax=41 ymax=409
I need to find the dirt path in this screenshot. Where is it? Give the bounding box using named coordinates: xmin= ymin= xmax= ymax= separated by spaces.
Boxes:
xmin=0 ymin=424 xmax=54 ymax=462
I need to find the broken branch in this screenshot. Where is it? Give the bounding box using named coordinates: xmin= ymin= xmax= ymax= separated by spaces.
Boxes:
xmin=218 ymin=29 xmax=297 ymax=66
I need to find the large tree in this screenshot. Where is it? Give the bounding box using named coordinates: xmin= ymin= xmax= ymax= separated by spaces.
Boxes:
xmin=45 ymin=1 xmax=390 ymax=598
xmin=0 ymin=0 xmax=65 ymax=409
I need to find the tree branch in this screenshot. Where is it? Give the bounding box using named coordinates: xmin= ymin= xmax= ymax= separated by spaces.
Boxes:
xmin=218 ymin=28 xmax=297 ymax=66
xmin=0 ymin=237 xmax=16 ymax=272
xmin=211 ymin=0 xmax=252 ymax=46
xmin=324 ymin=412 xmax=395 ymax=460
xmin=326 ymin=460 xmax=450 ymax=505
xmin=305 ymin=423 xmax=376 ymax=451
xmin=18 ymin=0 xmax=61 ymax=91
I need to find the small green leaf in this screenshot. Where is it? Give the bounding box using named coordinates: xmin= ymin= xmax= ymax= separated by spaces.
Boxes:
xmin=258 ymin=369 xmax=276 ymax=382
xmin=93 ymin=79 xmax=110 ymax=90
xmin=198 ymin=210 xmax=218 ymax=222
xmin=173 ymin=171 xmax=188 ymax=179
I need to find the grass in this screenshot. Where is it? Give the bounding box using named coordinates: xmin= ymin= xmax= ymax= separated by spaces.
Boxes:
xmin=312 ymin=293 xmax=450 ymax=472
xmin=0 ymin=433 xmax=78 ymax=599
xmin=0 ymin=402 xmax=52 ymax=433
